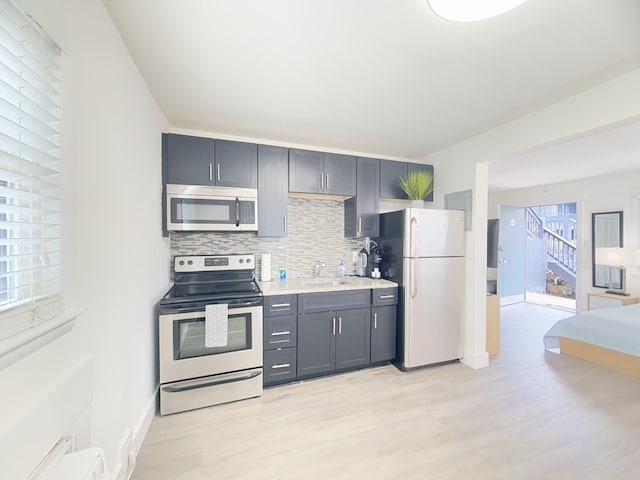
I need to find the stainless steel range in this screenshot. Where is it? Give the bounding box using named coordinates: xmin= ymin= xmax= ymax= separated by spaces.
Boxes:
xmin=158 ymin=254 xmax=263 ymax=415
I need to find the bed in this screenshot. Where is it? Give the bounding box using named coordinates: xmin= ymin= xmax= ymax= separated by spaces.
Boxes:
xmin=543 ymin=303 xmax=640 ymax=377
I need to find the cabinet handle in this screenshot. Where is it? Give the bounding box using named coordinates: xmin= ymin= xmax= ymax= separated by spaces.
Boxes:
xmin=271 ymin=303 xmax=291 ymax=308
xmin=325 ymin=173 xmax=329 ymax=189
xmin=332 ymin=316 xmax=336 ymax=336
xmin=283 ymin=215 xmax=287 ymax=232
xmin=320 ymin=173 xmax=324 ymax=190
xmin=378 ymin=295 xmax=395 ymax=300
xmin=272 ymin=363 xmax=291 ymax=369
xmin=217 ymin=163 xmax=221 ymax=182
xmin=374 ymin=312 xmax=377 ymax=330
xmin=358 ymin=217 xmax=362 ymax=233
xmin=209 ymin=162 xmax=213 ymax=182
xmin=338 ymin=317 xmax=342 ymax=335
xmin=270 ymin=331 xmax=291 ymax=336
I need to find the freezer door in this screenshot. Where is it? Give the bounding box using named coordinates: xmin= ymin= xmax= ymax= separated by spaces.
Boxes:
xmin=402 ymin=256 xmax=464 ymax=368
xmin=404 ymin=208 xmax=465 ymax=258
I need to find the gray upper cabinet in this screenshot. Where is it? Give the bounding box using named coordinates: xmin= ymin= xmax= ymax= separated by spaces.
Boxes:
xmin=258 ymin=145 xmax=288 ymax=237
xmin=289 ymin=149 xmax=356 ymax=196
xmin=165 ymin=133 xmax=215 ymax=185
xmin=163 ymin=134 xmax=257 ymax=188
xmin=380 ymin=160 xmax=434 ymax=202
xmin=213 ymin=139 xmax=257 ymax=189
xmin=323 ymin=153 xmax=357 ymax=196
xmin=345 ymin=157 xmax=380 ymax=238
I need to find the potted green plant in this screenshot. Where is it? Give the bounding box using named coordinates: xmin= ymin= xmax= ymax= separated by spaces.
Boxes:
xmin=398 ymin=170 xmax=433 ymax=207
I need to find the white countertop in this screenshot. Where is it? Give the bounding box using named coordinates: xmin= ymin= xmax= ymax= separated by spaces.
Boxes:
xmin=258 ymin=276 xmax=397 ymax=296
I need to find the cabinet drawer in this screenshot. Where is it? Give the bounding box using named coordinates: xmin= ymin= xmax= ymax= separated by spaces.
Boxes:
xmin=298 ymin=290 xmax=371 ymax=314
xmin=264 ymin=348 xmax=297 ymax=385
xmin=264 ymin=295 xmax=298 ymax=316
xmin=263 ymin=315 xmax=297 ymax=349
xmin=372 ymin=287 xmax=398 ymax=306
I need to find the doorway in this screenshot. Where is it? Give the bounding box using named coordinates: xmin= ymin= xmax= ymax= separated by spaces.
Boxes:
xmin=498 ymin=203 xmax=577 ymax=312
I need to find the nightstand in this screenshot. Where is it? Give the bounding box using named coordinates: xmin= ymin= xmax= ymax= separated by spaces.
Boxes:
xmin=587 ymin=292 xmax=640 ymax=310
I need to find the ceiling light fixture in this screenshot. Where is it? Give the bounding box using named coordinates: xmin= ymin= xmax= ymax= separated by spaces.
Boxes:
xmin=427 ymin=0 xmax=530 ymax=22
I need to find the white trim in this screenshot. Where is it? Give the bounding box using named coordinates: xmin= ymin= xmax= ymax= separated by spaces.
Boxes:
xmin=461 ymin=349 xmax=490 ymax=369
xmin=500 ymin=294 xmax=524 ymax=306
xmin=0 ymin=308 xmax=82 ymax=371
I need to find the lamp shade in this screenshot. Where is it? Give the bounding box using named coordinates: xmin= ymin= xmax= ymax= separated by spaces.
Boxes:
xmin=595 ymin=247 xmax=636 ymax=267
xmin=427 ymin=0 xmax=530 ymax=22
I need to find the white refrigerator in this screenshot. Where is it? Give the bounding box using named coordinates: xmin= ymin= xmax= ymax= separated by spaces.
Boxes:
xmin=377 ymin=208 xmax=465 ymax=370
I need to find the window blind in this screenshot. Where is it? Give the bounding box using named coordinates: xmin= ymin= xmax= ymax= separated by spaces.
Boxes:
xmin=0 ymin=0 xmax=63 ymax=343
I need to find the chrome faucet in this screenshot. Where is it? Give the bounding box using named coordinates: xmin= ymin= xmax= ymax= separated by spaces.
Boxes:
xmin=312 ymin=260 xmax=326 ymax=279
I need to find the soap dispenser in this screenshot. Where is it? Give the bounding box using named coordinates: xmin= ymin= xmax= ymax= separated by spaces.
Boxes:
xmin=338 ymin=259 xmax=346 ymax=278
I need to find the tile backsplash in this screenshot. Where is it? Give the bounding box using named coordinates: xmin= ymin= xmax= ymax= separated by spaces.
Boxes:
xmin=171 ymin=197 xmax=366 ymax=279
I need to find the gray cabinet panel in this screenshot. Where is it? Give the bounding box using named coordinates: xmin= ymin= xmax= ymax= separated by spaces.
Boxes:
xmin=264 ymin=315 xmax=297 ymax=349
xmin=289 ymin=149 xmax=323 ymax=194
xmin=345 ymin=157 xmax=380 ymax=238
xmin=407 ymin=163 xmax=434 ymax=202
xmin=380 ymin=160 xmax=407 ymax=199
xmin=372 ymin=287 xmax=398 ymax=306
xmin=214 ymin=140 xmax=257 ymax=188
xmin=297 ymin=312 xmax=335 ymax=377
xmin=264 ymin=294 xmax=297 ymax=316
xmin=298 ymin=290 xmax=371 ymax=314
xmin=371 ymin=305 xmax=396 ymax=363
xmin=165 ymin=133 xmax=215 ymax=185
xmin=264 ymin=348 xmax=297 ymax=385
xmin=335 ymin=308 xmax=371 ymax=369
xmin=258 ymin=145 xmax=288 ymax=237
xmin=324 ymin=153 xmax=356 ymax=196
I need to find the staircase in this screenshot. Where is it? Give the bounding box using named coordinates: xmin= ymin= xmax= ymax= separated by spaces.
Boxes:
xmin=526 ymin=207 xmax=576 ymax=290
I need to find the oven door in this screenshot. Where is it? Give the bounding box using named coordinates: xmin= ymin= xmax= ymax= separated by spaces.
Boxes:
xmin=159 ymin=304 xmax=263 ymax=384
xmin=166 ymin=185 xmax=257 ymax=232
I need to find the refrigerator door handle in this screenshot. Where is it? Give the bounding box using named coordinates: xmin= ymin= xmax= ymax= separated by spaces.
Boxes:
xmin=410 ymin=216 xmax=419 ymax=258
xmin=410 ymin=257 xmax=418 ymax=299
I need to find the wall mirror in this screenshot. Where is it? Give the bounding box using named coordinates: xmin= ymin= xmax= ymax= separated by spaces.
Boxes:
xmin=592 ymin=211 xmax=623 ymax=288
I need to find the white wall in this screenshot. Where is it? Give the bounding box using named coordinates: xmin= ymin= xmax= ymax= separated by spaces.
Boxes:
xmin=489 ymin=170 xmax=640 ymax=312
xmin=0 ymin=0 xmax=170 ymax=478
xmin=423 ymin=67 xmax=640 ymax=369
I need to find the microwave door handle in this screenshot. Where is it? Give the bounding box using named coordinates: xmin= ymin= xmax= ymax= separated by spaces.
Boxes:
xmin=235 ymin=197 xmax=240 ymax=227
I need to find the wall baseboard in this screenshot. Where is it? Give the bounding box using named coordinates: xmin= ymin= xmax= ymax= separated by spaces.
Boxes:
xmin=462 ymin=350 xmax=489 ymax=369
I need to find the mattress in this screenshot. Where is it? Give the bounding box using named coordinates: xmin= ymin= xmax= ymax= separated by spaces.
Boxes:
xmin=543 ymin=303 xmax=640 ymax=357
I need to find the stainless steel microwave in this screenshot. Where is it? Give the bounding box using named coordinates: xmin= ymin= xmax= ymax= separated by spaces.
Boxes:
xmin=166 ymin=184 xmax=258 ymax=232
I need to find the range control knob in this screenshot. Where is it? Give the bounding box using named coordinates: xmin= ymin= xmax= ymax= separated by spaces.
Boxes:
xmin=239 ymin=259 xmax=244 ymax=264
xmin=246 ymin=258 xmax=252 ymax=263
xmin=187 ymin=260 xmax=193 ymax=266
xmin=178 ymin=260 xmax=185 ymax=266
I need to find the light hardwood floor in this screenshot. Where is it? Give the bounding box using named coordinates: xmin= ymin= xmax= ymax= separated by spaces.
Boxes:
xmin=133 ymin=304 xmax=640 ymax=479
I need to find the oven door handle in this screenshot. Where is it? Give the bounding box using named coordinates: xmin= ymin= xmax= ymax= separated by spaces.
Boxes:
xmin=161 ymin=369 xmax=262 ymax=393
xmin=235 ymin=197 xmax=240 ymax=227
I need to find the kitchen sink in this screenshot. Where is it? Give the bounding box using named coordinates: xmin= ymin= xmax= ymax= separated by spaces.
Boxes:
xmin=300 ymin=279 xmax=352 ymax=288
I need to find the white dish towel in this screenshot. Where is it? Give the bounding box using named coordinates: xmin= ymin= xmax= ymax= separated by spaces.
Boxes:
xmin=205 ymin=304 xmax=228 ymax=348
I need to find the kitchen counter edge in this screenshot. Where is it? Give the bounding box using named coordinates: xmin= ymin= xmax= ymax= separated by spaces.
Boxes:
xmin=258 ymin=277 xmax=397 ymax=296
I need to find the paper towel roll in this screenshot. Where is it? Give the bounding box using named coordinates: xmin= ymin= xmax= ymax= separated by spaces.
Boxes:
xmin=261 ymin=253 xmax=272 ymax=281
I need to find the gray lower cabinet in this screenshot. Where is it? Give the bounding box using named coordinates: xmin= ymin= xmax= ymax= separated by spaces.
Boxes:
xmin=263 ymin=295 xmax=298 ymax=387
xmin=345 ymin=157 xmax=380 ymax=238
xmin=380 ymin=160 xmax=435 ymax=202
xmin=335 ymin=307 xmax=371 ymax=369
xmin=297 ymin=311 xmax=336 ymax=377
xmin=258 ymin=145 xmax=288 ymax=237
xmin=371 ymin=305 xmax=396 ymax=363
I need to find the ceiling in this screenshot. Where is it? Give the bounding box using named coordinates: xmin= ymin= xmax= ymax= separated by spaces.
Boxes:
xmin=102 ymin=0 xmax=640 ymax=188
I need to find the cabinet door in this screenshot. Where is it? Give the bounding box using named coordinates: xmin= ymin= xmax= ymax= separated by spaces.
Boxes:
xmin=165 ymin=133 xmax=215 ymax=185
xmin=335 ymin=307 xmax=371 ymax=370
xmin=263 ymin=315 xmax=297 ymax=349
xmin=324 ymin=153 xmax=356 ymax=196
xmin=407 ymin=163 xmax=434 ymax=202
xmin=345 ymin=157 xmax=380 ymax=237
xmin=371 ymin=305 xmax=396 ymax=363
xmin=264 ymin=348 xmax=297 ymax=386
xmin=289 ymin=149 xmax=323 ymax=194
xmin=379 ymin=160 xmax=407 ymax=199
xmin=297 ymin=312 xmax=335 ymax=377
xmin=214 ymin=140 xmax=258 ymax=188
xmin=258 ymin=145 xmax=288 ymax=237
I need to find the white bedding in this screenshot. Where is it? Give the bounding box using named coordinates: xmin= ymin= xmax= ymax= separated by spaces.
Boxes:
xmin=543 ymin=303 xmax=640 ymax=357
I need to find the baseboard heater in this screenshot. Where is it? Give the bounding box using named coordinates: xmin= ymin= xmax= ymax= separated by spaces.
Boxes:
xmin=28 ymin=437 xmax=110 ymax=480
